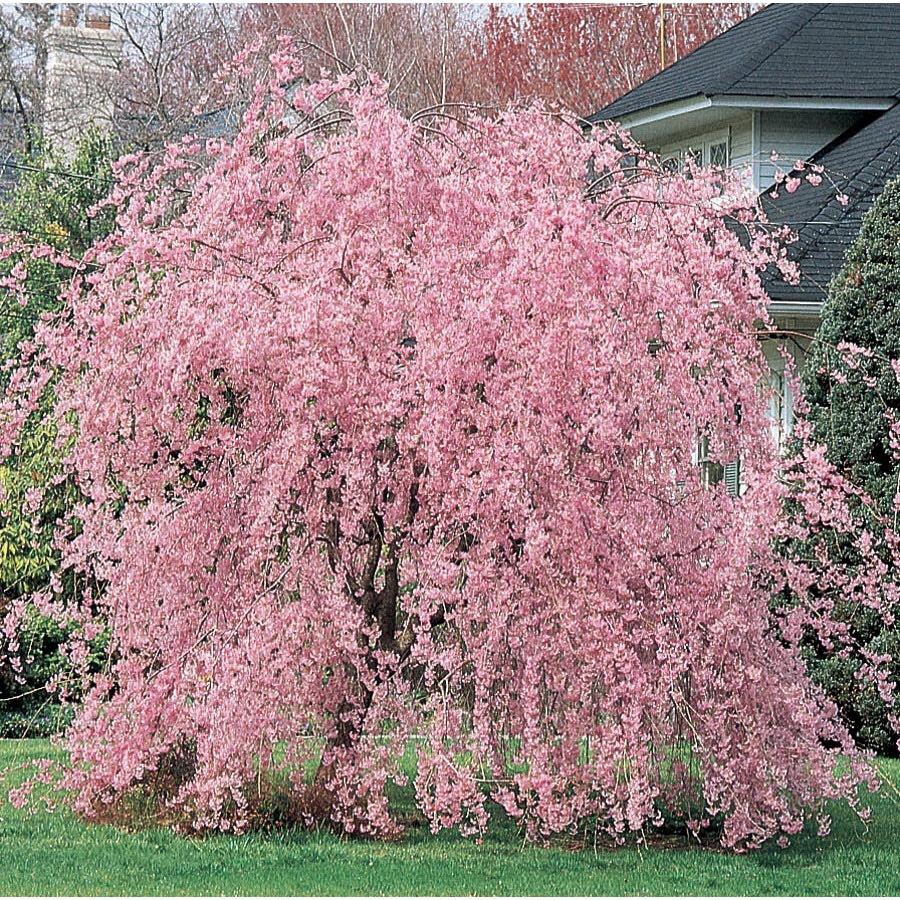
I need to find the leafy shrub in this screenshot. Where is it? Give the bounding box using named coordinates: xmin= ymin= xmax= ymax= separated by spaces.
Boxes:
xmin=797 ymin=177 xmax=900 ymax=756
xmin=0 ymin=132 xmax=116 ymax=727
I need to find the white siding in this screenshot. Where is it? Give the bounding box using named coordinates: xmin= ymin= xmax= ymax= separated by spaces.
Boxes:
xmin=728 ymin=114 xmax=754 ymax=186
xmin=757 ymin=109 xmax=865 ymax=188
xmin=651 ymin=113 xmax=755 ymax=188
xmin=761 ymin=331 xmax=813 ymax=449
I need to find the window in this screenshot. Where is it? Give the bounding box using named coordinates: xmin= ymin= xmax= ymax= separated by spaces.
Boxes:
xmin=661 ymin=155 xmax=680 ymax=174
xmin=697 ymin=433 xmax=742 ymax=498
xmin=723 ymin=460 xmax=741 ymax=497
xmin=657 ymin=130 xmax=731 ymax=173
xmin=769 ymin=368 xmax=785 ymax=449
xmin=761 ymin=339 xmax=803 ymax=453
xmin=708 ymin=140 xmax=728 ymax=169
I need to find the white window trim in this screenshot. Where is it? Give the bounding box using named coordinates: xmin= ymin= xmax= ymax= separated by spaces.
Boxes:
xmin=658 ymin=127 xmax=731 ymax=171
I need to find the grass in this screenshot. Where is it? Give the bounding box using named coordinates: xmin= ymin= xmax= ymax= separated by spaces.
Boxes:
xmin=0 ymin=739 xmax=899 ymax=896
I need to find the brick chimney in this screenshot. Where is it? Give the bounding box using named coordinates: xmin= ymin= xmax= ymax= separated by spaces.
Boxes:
xmin=43 ymin=6 xmax=123 ymax=157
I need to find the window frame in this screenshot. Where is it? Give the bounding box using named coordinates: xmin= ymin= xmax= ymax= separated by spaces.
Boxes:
xmin=657 ymin=128 xmax=731 ymax=172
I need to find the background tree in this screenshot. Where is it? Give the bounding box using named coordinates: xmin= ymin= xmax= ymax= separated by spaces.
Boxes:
xmin=37 ymin=4 xmax=479 ymax=148
xmin=106 ymin=4 xmax=244 ymax=148
xmin=244 ymin=4 xmax=480 ymax=114
xmin=0 ymin=130 xmax=115 ymax=738
xmin=246 ymin=4 xmax=753 ymax=117
xmin=0 ymin=4 xmax=755 ymax=155
xmin=0 ymin=4 xmax=54 ymax=156
xmin=478 ymin=4 xmax=752 ymax=114
xmin=796 ymin=177 xmax=900 ymax=755
xmin=0 ymin=4 xmax=242 ymax=154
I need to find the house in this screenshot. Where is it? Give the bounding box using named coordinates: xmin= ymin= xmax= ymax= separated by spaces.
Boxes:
xmin=43 ymin=8 xmax=123 ymax=158
xmin=587 ymin=3 xmax=900 ymax=445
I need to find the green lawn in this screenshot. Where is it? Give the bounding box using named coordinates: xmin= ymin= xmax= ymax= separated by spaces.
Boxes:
xmin=1 ymin=739 xmax=898 ymax=896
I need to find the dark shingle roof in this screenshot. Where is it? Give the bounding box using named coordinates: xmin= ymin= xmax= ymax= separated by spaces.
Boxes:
xmin=761 ymin=102 xmax=900 ymax=304
xmin=190 ymin=104 xmax=245 ymax=141
xmin=588 ymin=4 xmax=900 ymax=124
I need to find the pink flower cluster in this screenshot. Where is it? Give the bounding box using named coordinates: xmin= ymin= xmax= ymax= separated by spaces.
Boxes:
xmin=0 ymin=60 xmax=893 ymax=849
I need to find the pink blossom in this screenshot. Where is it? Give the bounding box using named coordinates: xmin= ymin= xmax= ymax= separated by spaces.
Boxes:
xmin=0 ymin=58 xmax=892 ymax=853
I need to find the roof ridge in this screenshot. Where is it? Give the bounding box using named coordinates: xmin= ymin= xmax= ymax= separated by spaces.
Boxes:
xmin=589 ymin=4 xmax=900 ymax=124
xmin=587 ymin=8 xmax=784 ymax=121
xmin=722 ymin=5 xmax=825 ymax=93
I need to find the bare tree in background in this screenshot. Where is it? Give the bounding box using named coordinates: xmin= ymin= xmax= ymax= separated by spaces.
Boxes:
xmin=107 ymin=3 xmax=243 ymax=147
xmin=241 ymin=4 xmax=754 ymax=119
xmin=0 ymin=4 xmax=244 ymax=157
xmin=0 ymin=3 xmax=753 ymax=161
xmin=0 ymin=4 xmax=55 ymax=156
xmin=478 ymin=4 xmax=754 ymax=115
xmin=245 ymin=4 xmax=481 ymax=115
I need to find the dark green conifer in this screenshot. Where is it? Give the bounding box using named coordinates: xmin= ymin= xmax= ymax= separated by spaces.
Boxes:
xmin=800 ymin=177 xmax=900 ymax=755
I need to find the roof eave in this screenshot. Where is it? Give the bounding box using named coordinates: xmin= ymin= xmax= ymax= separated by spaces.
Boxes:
xmin=594 ymin=94 xmax=895 ymax=130
xmin=590 ymin=95 xmax=712 ymax=129
xmin=711 ymin=94 xmax=895 ymax=111
xmin=767 ymin=299 xmax=824 ymax=319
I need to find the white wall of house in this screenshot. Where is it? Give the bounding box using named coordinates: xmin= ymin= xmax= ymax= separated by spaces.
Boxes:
xmin=642 ymin=107 xmax=869 ymax=193
xmin=630 ymin=104 xmax=857 ymax=448
xmin=760 ymin=329 xmax=813 ymax=450
xmin=756 ymin=109 xmax=864 ymax=188
xmin=652 ymin=112 xmax=755 ymax=187
xmin=730 ymin=115 xmax=755 ymax=179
